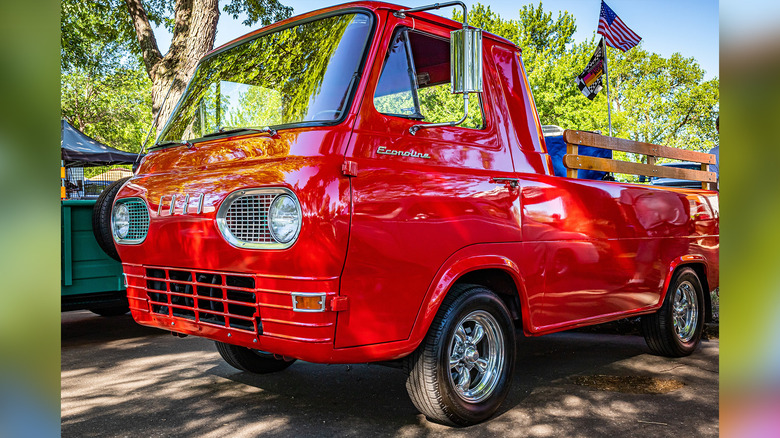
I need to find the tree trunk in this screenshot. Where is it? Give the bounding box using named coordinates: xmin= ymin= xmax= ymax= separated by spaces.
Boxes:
xmin=125 ymin=0 xmax=219 ymax=137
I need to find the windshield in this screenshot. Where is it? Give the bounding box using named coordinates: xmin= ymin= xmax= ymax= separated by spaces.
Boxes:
xmin=158 ymin=12 xmax=372 ymax=144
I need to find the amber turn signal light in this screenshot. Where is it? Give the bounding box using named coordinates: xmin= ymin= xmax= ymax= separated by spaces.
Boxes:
xmin=291 ymin=293 xmax=326 ymax=312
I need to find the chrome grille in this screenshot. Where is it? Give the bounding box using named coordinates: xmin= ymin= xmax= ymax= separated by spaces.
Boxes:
xmin=225 ymin=194 xmax=275 ymax=243
xmin=145 ymin=267 xmax=260 ymax=333
xmin=217 ymin=188 xmax=300 ymax=249
xmin=116 ymin=198 xmax=149 ymax=244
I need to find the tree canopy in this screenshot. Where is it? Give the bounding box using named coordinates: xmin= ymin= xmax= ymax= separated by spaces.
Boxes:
xmin=61 ymin=0 xmax=293 ymax=152
xmin=61 ymin=1 xmax=718 ymax=163
xmin=462 ymin=2 xmax=718 ymax=156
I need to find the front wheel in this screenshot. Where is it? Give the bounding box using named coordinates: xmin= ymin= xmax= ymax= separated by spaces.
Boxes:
xmin=405 ymin=284 xmax=515 ymax=426
xmin=641 ymin=267 xmax=705 ymax=357
xmin=215 ymin=342 xmax=296 ymax=374
xmin=89 ymin=303 xmax=130 ymax=317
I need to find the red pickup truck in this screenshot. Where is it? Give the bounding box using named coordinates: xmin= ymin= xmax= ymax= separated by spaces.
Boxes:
xmin=106 ymin=1 xmax=719 ymax=426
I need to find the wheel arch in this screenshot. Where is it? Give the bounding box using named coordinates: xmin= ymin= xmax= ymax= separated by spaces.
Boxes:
xmin=407 ymin=248 xmax=531 ymax=352
xmin=455 ymin=269 xmax=523 ymax=329
xmin=661 ymin=256 xmax=713 ymax=323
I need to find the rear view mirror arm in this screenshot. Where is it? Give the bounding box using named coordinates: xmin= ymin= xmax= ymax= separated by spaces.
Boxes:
xmin=394 ymin=2 xmax=479 ymax=136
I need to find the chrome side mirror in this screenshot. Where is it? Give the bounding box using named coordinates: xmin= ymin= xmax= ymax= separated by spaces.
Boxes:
xmin=399 ymin=2 xmax=484 ymax=135
xmin=450 ymin=28 xmax=483 ymax=94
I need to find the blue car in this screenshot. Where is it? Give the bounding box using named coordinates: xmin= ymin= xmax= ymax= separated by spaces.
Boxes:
xmin=642 ymin=162 xmax=706 ymax=189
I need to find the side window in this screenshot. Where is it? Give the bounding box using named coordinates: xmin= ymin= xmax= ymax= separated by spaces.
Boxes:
xmin=418 ymin=84 xmax=483 ymax=129
xmin=373 ymin=30 xmax=423 ymax=118
xmin=374 ymin=29 xmax=484 ymax=129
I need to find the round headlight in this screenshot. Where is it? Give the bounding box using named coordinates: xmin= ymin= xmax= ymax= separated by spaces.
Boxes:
xmin=112 ymin=203 xmax=130 ymax=240
xmin=268 ymin=194 xmax=301 ymax=244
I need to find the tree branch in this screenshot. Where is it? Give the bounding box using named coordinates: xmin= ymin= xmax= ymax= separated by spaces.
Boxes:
xmin=664 ymin=105 xmax=694 ymax=145
xmin=124 ymin=0 xmax=163 ymax=78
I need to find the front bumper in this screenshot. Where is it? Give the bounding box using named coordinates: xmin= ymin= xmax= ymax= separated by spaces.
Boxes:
xmin=124 ymin=262 xmax=425 ymax=363
xmin=125 ymin=263 xmax=342 ymax=359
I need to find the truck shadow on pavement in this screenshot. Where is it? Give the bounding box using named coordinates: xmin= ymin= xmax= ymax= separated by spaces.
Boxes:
xmin=205 ymin=333 xmax=718 ymax=436
xmin=61 ymin=310 xmax=169 ymax=348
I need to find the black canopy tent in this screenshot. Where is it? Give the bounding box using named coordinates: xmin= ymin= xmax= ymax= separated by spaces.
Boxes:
xmin=61 ymin=119 xmax=140 ymax=166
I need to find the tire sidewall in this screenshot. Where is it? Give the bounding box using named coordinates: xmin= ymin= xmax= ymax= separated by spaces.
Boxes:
xmin=664 ymin=269 xmax=705 ymax=354
xmin=434 ymin=290 xmax=515 ymax=424
xmin=215 ymin=341 xmax=296 ymax=374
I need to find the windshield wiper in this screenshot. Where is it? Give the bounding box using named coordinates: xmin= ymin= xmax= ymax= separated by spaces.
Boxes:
xmin=202 ymin=126 xmax=278 ymax=138
xmin=152 ymin=139 xmax=192 ymax=149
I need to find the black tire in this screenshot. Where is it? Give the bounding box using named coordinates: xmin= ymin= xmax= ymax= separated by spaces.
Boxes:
xmin=89 ymin=303 xmax=130 ymax=317
xmin=215 ymin=341 xmax=296 ymax=374
xmin=92 ymin=177 xmax=131 ymax=261
xmin=641 ymin=267 xmax=705 ymax=357
xmin=405 ymin=284 xmax=516 ymax=426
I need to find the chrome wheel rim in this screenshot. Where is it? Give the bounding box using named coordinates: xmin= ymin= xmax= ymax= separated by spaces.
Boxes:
xmin=447 ymin=310 xmax=505 ymax=403
xmin=673 ymin=280 xmax=699 ymax=343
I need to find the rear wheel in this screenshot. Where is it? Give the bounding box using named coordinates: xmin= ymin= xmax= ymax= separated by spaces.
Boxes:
xmin=405 ymin=284 xmax=515 ymax=426
xmin=215 ymin=341 xmax=296 ymax=374
xmin=641 ymin=267 xmax=705 ymax=357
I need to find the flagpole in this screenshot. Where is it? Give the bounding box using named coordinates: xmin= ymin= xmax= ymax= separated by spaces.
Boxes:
xmin=601 ymin=37 xmax=612 ymax=137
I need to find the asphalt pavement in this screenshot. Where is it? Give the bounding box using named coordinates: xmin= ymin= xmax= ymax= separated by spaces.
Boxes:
xmin=61 ymin=311 xmax=718 ymax=437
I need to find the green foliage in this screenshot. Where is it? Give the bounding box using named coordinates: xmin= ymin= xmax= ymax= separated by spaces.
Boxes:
xmin=457 ymin=3 xmax=575 ymax=65
xmin=61 ymin=0 xmax=718 ymax=163
xmin=223 ymin=0 xmax=293 ymax=26
xmin=61 ymin=0 xmax=169 ymax=152
xmin=608 ymin=49 xmax=719 ymax=153
xmin=61 ymin=0 xmax=294 ymax=148
xmin=374 ymin=91 xmax=416 ymax=117
xmin=61 ymin=68 xmax=153 ymax=153
xmin=61 ymin=0 xmax=292 ymax=75
xmin=228 ymin=85 xmax=283 ymax=127
xmin=60 ymin=0 xmax=168 ymax=75
xmin=418 ymin=85 xmax=483 ymax=129
xmin=374 ymin=85 xmax=483 ymax=129
xmin=454 ymin=2 xmax=718 ymax=159
xmin=159 ymin=13 xmax=367 ymax=141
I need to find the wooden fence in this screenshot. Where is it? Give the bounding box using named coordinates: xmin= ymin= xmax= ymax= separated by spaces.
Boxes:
xmin=562 ymin=130 xmax=717 ymax=190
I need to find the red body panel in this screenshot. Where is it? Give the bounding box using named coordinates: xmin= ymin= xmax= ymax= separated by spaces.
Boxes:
xmin=115 ymin=1 xmax=719 ymax=364
xmin=338 ymin=14 xmax=522 ymax=348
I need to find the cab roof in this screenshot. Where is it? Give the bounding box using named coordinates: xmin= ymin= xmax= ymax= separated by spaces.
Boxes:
xmin=209 ymin=1 xmax=518 ymax=56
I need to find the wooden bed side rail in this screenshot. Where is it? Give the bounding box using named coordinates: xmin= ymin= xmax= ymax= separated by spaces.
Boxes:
xmin=562 ymin=130 xmax=717 ymax=190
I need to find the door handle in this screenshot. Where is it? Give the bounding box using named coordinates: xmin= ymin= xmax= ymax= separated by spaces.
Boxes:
xmin=490 ymin=177 xmax=519 ymax=188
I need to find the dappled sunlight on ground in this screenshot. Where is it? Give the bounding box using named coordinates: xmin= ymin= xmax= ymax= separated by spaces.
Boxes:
xmin=61 ymin=312 xmax=718 ymax=437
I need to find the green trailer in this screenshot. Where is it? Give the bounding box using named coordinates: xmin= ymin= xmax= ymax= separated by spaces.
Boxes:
xmin=61 ymin=119 xmax=139 ymax=316
xmin=61 ymin=199 xmax=129 ymax=316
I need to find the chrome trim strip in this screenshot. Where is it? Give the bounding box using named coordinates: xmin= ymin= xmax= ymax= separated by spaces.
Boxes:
xmin=197 ymin=194 xmax=204 ymax=214
xmin=259 ymin=331 xmax=332 ymax=343
xmin=257 ymin=302 xmax=293 ymax=310
xmin=183 ymin=194 xmax=190 ymax=215
xmin=262 ymin=318 xmax=333 ymax=328
xmin=169 ymin=194 xmax=176 ymax=215
xmin=141 ymin=263 xmax=338 ymax=282
xmin=216 ymin=187 xmax=302 ymax=250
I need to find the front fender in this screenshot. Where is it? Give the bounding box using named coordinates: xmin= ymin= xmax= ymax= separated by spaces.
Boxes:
xmin=405 ymin=243 xmax=535 ymax=351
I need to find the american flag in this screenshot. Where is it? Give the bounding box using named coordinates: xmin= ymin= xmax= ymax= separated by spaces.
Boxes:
xmin=598 ymin=1 xmax=641 ymax=52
